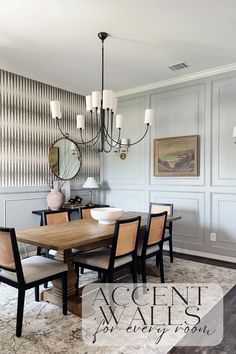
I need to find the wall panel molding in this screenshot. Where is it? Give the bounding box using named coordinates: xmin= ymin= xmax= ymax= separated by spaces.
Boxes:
xmin=150 ymin=84 xmax=205 ymax=186
xmin=212 ymin=76 xmax=236 ymax=186
xmin=103 ymin=95 xmax=147 ymax=185
xmin=149 ymin=190 xmax=205 ymax=247
xmin=211 ymin=193 xmax=236 ymax=253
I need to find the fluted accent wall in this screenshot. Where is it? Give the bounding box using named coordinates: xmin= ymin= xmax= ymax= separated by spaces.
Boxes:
xmin=0 ymin=69 xmax=100 ymax=187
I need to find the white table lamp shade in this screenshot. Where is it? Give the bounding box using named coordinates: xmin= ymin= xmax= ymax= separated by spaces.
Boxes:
xmin=83 ymin=177 xmax=99 ymax=189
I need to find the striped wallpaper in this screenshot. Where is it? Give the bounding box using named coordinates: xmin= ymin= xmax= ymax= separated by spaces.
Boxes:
xmin=0 ymin=69 xmax=100 ymax=187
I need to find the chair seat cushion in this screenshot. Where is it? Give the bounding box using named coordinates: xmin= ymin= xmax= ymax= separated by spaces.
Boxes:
xmin=1 ymin=256 xmax=68 ymax=284
xmin=137 ymin=241 xmax=160 ymax=256
xmin=74 ymin=247 xmax=132 ymax=270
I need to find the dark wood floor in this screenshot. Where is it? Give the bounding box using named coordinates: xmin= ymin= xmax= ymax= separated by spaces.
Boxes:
xmin=167 ymin=251 xmax=236 ymax=354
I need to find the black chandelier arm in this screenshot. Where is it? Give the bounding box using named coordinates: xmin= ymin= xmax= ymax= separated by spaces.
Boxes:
xmin=56 ymin=119 xmax=70 ymax=139
xmin=79 ymin=128 xmax=101 ymax=147
xmin=98 ymin=139 xmax=113 ymax=153
xmin=79 ymin=127 xmax=102 ymax=144
xmin=105 ymin=124 xmax=150 ymax=148
xmin=103 ymin=126 xmax=121 ymax=147
xmin=78 ymin=111 xmax=103 ymax=145
xmin=126 ymin=124 xmax=150 ymax=147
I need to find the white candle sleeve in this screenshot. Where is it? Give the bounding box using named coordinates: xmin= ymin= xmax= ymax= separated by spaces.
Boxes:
xmin=233 ymin=126 xmax=236 ymax=138
xmin=77 ymin=115 xmax=85 ymax=129
xmin=103 ymin=90 xmax=113 ymax=109
xmin=116 ymin=114 xmax=123 ymax=129
xmin=50 ymin=100 xmax=62 ymax=119
xmin=144 ymin=109 xmax=153 ymax=125
xmin=86 ymin=95 xmax=92 ymax=111
xmin=92 ymin=91 xmax=101 ymax=108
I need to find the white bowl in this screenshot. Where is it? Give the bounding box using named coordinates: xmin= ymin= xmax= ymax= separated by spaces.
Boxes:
xmin=90 ymin=207 xmax=124 ymax=224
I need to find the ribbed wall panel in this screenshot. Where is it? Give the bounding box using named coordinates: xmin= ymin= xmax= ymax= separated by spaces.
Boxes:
xmin=0 ymin=69 xmax=100 ymax=187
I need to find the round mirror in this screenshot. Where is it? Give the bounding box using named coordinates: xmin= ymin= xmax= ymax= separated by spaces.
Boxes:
xmin=49 ymin=138 xmax=82 ymax=180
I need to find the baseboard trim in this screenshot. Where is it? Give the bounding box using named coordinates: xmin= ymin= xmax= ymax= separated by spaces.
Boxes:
xmin=163 ymin=245 xmax=236 ymax=264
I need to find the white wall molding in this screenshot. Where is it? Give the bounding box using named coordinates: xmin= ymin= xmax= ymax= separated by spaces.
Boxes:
xmin=165 ymin=245 xmax=236 ymax=264
xmin=150 ymin=84 xmax=206 ymax=187
xmin=104 ymin=71 xmax=236 ymax=260
xmin=116 ymin=63 xmax=236 ymax=97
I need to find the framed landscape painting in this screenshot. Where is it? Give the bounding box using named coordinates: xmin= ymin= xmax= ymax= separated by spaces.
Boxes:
xmin=153 ymin=135 xmax=199 ymax=177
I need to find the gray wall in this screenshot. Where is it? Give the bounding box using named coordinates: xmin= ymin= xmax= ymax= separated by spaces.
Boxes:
xmin=0 ymin=69 xmax=100 ymax=229
xmin=102 ymin=71 xmax=236 ymax=260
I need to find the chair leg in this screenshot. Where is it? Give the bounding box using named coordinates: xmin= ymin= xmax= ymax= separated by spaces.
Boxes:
xmin=141 ymin=259 xmax=146 ymax=283
xmin=80 ymin=267 xmax=84 ymax=274
xmin=102 ymin=273 xmax=107 ymax=283
xmin=131 ymin=261 xmax=137 ymax=283
xmin=159 ymin=251 xmax=165 ymax=283
xmin=98 ymin=271 xmax=102 ymax=279
xmin=62 ymin=273 xmax=67 ymax=315
xmin=108 ymin=272 xmax=113 ymax=283
xmin=137 ymin=259 xmax=142 ymax=274
xmin=44 ymin=282 xmax=48 ymax=289
xmin=35 ymin=285 xmax=40 ymax=301
xmin=156 ymin=253 xmax=159 ymax=268
xmin=169 ymin=224 xmax=174 ymax=263
xmin=16 ymin=289 xmax=25 ymax=337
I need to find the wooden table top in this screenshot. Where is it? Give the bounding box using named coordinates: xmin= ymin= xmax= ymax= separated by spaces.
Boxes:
xmin=16 ymin=212 xmax=181 ymax=251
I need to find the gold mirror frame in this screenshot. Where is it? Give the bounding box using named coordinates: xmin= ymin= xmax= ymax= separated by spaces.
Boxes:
xmin=49 ymin=137 xmax=82 ymax=180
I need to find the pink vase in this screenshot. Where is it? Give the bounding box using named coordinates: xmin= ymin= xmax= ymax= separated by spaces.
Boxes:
xmin=47 ymin=189 xmax=65 ymax=211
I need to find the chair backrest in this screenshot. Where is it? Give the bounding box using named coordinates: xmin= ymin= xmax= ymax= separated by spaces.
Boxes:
xmin=0 ymin=227 xmax=24 ymax=283
xmin=44 ymin=211 xmax=70 ymax=225
xmin=149 ymin=202 xmax=173 ymax=216
xmin=109 ymin=216 xmax=141 ymax=267
xmin=147 ymin=212 xmax=167 ymax=246
xmin=80 ymin=205 xmax=110 ymax=220
xmin=80 ymin=207 xmax=93 ymax=220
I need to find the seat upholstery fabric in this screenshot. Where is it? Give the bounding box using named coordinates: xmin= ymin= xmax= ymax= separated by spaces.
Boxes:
xmin=1 ymin=255 xmax=68 ymax=284
xmin=74 ymin=247 xmax=132 ymax=269
xmin=137 ymin=241 xmax=159 ymax=256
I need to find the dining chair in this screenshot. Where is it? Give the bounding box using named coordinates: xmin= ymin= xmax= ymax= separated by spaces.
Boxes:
xmin=41 ymin=210 xmax=71 ymax=258
xmin=0 ymin=227 xmax=68 ymax=337
xmin=137 ymin=211 xmax=167 ymax=283
xmin=80 ymin=205 xmax=110 ymax=220
xmin=39 ymin=210 xmax=77 ymax=288
xmin=79 ymin=205 xmax=109 ymax=275
xmin=74 ymin=216 xmax=141 ymax=286
xmin=149 ymin=202 xmax=174 ymax=262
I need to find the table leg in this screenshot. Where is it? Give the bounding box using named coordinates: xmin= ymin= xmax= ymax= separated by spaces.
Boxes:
xmin=41 ymin=249 xmax=85 ymax=316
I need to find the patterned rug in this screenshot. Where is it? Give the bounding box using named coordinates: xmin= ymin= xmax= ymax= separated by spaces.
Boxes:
xmin=0 ymin=256 xmax=235 ymax=354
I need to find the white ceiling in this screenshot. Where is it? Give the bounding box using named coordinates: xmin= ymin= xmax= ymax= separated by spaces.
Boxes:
xmin=0 ymin=0 xmax=236 ymax=95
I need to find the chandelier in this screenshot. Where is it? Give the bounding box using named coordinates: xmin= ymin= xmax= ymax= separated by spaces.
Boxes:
xmin=50 ymin=32 xmax=153 ymax=154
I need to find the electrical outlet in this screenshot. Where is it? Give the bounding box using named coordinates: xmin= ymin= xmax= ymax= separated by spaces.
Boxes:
xmin=210 ymin=233 xmax=216 ymax=242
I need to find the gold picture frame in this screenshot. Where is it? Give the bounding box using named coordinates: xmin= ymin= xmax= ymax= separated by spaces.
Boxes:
xmin=153 ymin=135 xmax=199 ymax=177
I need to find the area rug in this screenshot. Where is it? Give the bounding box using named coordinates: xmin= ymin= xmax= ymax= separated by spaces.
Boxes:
xmin=0 ymin=256 xmax=235 ymax=354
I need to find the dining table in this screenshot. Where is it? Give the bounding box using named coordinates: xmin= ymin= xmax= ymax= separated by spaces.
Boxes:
xmin=16 ymin=211 xmax=181 ymax=316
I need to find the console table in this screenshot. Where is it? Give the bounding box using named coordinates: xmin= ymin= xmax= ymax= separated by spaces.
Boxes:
xmin=32 ymin=204 xmax=109 ymax=226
